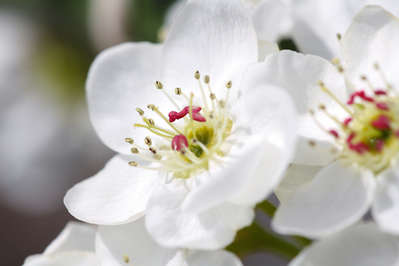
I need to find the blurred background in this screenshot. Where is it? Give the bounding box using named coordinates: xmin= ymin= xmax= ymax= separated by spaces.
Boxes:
xmin=0 ymin=1 xmax=290 ymax=265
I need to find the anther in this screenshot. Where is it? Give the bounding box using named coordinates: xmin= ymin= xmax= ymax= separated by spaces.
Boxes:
xmin=318 ymin=104 xmax=326 ymax=110
xmin=219 ymin=100 xmax=225 ymax=108
xmin=131 ymin=147 xmax=139 ymax=154
xmin=336 ymin=33 xmax=342 ymax=40
xmin=308 ymin=140 xmax=316 ymax=147
xmin=204 ymin=75 xmax=210 ymax=84
xmin=125 ymin=138 xmax=134 ymax=144
xmin=226 ymin=81 xmax=232 ymax=89
xmin=194 ymin=70 xmax=200 ymax=80
xmin=155 ymin=81 xmax=163 ymax=89
xmin=123 ymin=256 xmax=130 ymax=263
xmin=175 ymin=87 xmax=182 ymax=95
xmin=148 ymin=118 xmax=155 ymax=126
xmin=136 ymin=108 xmax=144 ymax=116
xmin=144 ymin=136 xmax=152 ymax=146
xmin=149 ymin=147 xmax=157 ymax=154
xmin=147 ymin=104 xmax=156 ymax=111
xmin=128 ymin=161 xmax=138 ymax=167
xmin=210 ymin=93 xmax=216 ymax=100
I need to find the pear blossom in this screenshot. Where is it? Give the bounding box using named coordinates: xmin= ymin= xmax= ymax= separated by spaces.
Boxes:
xmin=289 ymin=223 xmax=399 ymax=266
xmin=23 ymin=222 xmax=99 ymax=266
xmin=97 ymin=218 xmax=243 ymax=266
xmin=64 ymin=0 xmax=297 ymax=250
xmin=250 ymin=5 xmax=399 ymax=238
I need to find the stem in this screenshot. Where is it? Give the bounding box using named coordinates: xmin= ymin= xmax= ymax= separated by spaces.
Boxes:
xmin=227 ymin=222 xmax=300 ymax=260
xmin=256 ymin=200 xmax=277 ymax=217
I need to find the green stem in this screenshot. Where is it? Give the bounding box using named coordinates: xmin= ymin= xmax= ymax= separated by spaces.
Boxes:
xmin=256 ymin=200 xmax=277 ymax=217
xmin=227 ymin=222 xmax=300 ymax=260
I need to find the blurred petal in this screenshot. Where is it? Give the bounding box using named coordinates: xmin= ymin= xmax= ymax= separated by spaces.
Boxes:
xmin=96 ymin=219 xmax=176 ymax=266
xmin=275 ymin=164 xmax=322 ymax=203
xmin=23 ymin=252 xmax=99 ymax=266
xmin=146 ymin=183 xmax=254 ymax=250
xmin=162 ymin=0 xmax=257 ymax=96
xmin=64 ymin=155 xmax=157 ymax=225
xmin=253 ymin=51 xmax=348 ymax=165
xmin=273 ymin=161 xmax=375 ymax=238
xmin=44 ymin=222 xmax=95 ymax=254
xmin=342 ymin=5 xmax=399 ymax=91
xmin=373 ymin=165 xmax=399 ymax=234
xmin=87 ymin=42 xmax=166 ymax=154
xmin=289 ymin=223 xmax=399 ymax=266
xmin=186 ymin=250 xmax=242 ymax=266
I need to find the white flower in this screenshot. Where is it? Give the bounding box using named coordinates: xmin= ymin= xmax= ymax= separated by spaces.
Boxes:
xmin=23 ymin=222 xmax=99 ymax=266
xmin=64 ymin=0 xmax=297 ymax=250
xmin=247 ymin=5 xmax=399 ymax=238
xmin=97 ymin=218 xmax=243 ymax=266
xmin=252 ymin=0 xmax=399 ymax=59
xmin=289 ymin=223 xmax=399 ymax=266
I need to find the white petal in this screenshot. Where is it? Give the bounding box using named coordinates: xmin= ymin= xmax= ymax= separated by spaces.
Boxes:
xmin=87 ymin=42 xmax=167 ymax=154
xmin=96 ymin=219 xmax=176 ymax=266
xmin=275 ymin=164 xmax=322 ymax=203
xmin=179 ymin=84 xmax=296 ymax=213
xmin=342 ymin=5 xmax=399 ymax=91
xmin=273 ymin=161 xmax=375 ymax=238
xmin=23 ymin=252 xmax=99 ymax=266
xmin=162 ymin=0 xmax=257 ymax=96
xmin=44 ymin=222 xmax=96 ymax=254
xmin=261 ymin=50 xmax=348 ymax=165
xmin=64 ymin=155 xmax=158 ymax=225
xmin=258 ymin=40 xmax=279 ymax=62
xmin=252 ymin=0 xmax=293 ymax=42
xmin=166 ymin=251 xmax=188 ymax=266
xmin=373 ymin=164 xmax=399 ymax=234
xmin=186 ymin=250 xmax=242 ymax=266
xmin=146 ymin=183 xmax=254 ymax=250
xmin=289 ymin=223 xmax=399 ymax=266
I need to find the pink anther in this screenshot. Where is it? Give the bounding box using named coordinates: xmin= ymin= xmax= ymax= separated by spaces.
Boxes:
xmin=168 ymin=106 xmax=206 ymax=122
xmin=376 ymin=102 xmax=389 ymax=110
xmin=329 ymin=129 xmax=339 ymax=138
xmin=347 ymin=90 xmax=374 ymax=105
xmin=346 ymin=133 xmax=369 ymax=154
xmin=171 ymin=134 xmax=188 ymax=151
xmin=343 ymin=117 xmax=352 ymax=126
xmin=372 ymin=115 xmax=391 ymax=130
xmin=374 ymin=90 xmax=387 ymax=96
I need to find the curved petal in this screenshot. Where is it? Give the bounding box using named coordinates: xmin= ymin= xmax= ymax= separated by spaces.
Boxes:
xmin=373 ymin=164 xmax=399 ymax=234
xmin=342 ymin=6 xmax=399 ymax=91
xmin=166 ymin=251 xmax=188 ymax=266
xmin=289 ymin=223 xmax=399 ymax=266
xmin=146 ymin=182 xmax=254 ymax=250
xmin=44 ymin=222 xmax=95 ymax=254
xmin=252 ymin=0 xmax=293 ymax=42
xmin=261 ymin=50 xmax=348 ymax=165
xmin=87 ymin=42 xmax=170 ymax=155
xmin=273 ymin=161 xmax=375 ymax=238
xmin=181 ymin=85 xmax=297 ymax=213
xmin=186 ymin=250 xmax=242 ymax=266
xmin=161 ymin=0 xmax=258 ymax=97
xmin=96 ymin=219 xmax=176 ymax=266
xmin=23 ymin=252 xmax=99 ymax=266
xmin=275 ymin=164 xmax=322 ymax=203
xmin=64 ymin=155 xmax=158 ymax=225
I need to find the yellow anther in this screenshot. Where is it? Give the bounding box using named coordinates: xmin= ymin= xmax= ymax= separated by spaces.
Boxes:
xmin=128 ymin=161 xmax=138 ymax=167
xmin=136 ymin=108 xmax=144 ymax=116
xmin=125 ymin=138 xmax=134 ymax=144
xmin=204 ymin=75 xmax=210 ymax=84
xmin=226 ymin=81 xmax=232 ymax=89
xmin=131 ymin=147 xmax=139 ymax=154
xmin=147 ymin=104 xmax=156 ymax=111
xmin=123 ymin=256 xmax=130 ymax=263
xmin=336 ymin=33 xmax=342 ymax=40
xmin=145 ymin=136 xmax=152 ymax=146
xmin=194 ymin=70 xmax=200 ymax=80
xmin=149 ymin=147 xmax=157 ymax=154
xmin=155 ymin=81 xmax=163 ymax=89
xmin=148 ymin=118 xmax=155 ymax=126
xmin=175 ymin=87 xmax=182 ymax=95
xmin=210 ymin=93 xmax=216 ymax=100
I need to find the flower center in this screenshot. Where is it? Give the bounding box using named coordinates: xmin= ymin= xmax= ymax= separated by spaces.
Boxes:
xmin=125 ymin=71 xmax=234 ymax=180
xmin=312 ymin=62 xmax=399 ymax=174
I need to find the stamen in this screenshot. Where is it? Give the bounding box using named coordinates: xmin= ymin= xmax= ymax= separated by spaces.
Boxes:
xmin=148 ymin=104 xmax=183 ymax=134
xmin=128 ymin=161 xmax=138 ymax=167
xmin=374 ymin=63 xmax=393 ymax=90
xmin=154 ymin=81 xmax=180 ymax=109
xmin=347 ymin=90 xmax=374 ymax=105
xmin=195 ymin=71 xmax=209 ymax=111
xmin=318 ymin=104 xmax=343 ymax=127
xmin=360 ymin=75 xmax=376 ymax=92
xmin=136 ymin=108 xmax=144 ymax=116
xmin=144 ymin=136 xmax=152 ymax=146
xmin=125 ymin=138 xmax=134 ymax=144
xmin=318 ymin=81 xmax=353 ymax=115
xmin=376 ymin=102 xmax=389 ymax=110
xmin=374 ymin=90 xmax=387 ymax=96
xmin=131 ymin=147 xmax=139 ymax=154
xmin=171 ymin=134 xmax=188 ymax=151
xmin=175 ymin=87 xmax=182 ymax=95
